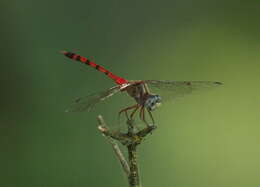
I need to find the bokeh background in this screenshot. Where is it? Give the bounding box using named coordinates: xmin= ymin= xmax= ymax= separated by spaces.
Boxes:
xmin=1 ymin=0 xmax=260 ymax=187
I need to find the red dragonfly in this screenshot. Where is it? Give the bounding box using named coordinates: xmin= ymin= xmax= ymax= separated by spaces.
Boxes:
xmin=62 ymin=51 xmax=222 ymax=125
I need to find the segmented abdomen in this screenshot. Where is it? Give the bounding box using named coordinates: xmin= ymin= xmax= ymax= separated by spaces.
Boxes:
xmin=61 ymin=51 xmax=128 ymax=85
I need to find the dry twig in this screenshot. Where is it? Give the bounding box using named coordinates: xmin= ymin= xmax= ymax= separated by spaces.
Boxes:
xmin=97 ymin=115 xmax=156 ymax=187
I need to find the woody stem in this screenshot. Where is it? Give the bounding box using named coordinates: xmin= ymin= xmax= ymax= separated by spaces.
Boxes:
xmin=127 ymin=144 xmax=140 ymax=187
xmin=97 ymin=116 xmax=156 ymax=187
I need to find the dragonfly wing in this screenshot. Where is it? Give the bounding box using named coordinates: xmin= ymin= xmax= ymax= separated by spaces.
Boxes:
xmin=143 ymin=80 xmax=222 ymax=102
xmin=66 ymin=85 xmax=123 ymax=112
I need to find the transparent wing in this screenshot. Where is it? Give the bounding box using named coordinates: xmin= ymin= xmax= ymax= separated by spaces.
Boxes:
xmin=143 ymin=80 xmax=222 ymax=102
xmin=66 ymin=85 xmax=123 ymax=112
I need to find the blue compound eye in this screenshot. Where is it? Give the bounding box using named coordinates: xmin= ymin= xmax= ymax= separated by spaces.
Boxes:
xmin=144 ymin=94 xmax=162 ymax=111
xmin=155 ymin=95 xmax=162 ymax=102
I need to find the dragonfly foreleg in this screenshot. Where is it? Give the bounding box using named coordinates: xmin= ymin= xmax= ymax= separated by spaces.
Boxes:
xmin=143 ymin=108 xmax=151 ymax=127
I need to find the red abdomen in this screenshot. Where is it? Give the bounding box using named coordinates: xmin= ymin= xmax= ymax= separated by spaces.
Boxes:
xmin=61 ymin=51 xmax=128 ymax=85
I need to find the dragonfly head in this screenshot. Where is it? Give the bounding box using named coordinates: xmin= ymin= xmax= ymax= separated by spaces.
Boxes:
xmin=144 ymin=94 xmax=162 ymax=111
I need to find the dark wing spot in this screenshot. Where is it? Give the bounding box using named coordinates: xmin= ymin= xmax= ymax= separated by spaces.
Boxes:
xmin=186 ymin=82 xmax=191 ymax=86
xmin=215 ymin=82 xmax=223 ymax=85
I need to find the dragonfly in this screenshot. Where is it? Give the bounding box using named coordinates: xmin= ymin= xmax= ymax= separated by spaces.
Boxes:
xmin=61 ymin=51 xmax=222 ymax=125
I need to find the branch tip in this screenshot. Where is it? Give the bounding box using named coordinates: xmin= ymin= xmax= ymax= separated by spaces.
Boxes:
xmin=98 ymin=125 xmax=107 ymax=132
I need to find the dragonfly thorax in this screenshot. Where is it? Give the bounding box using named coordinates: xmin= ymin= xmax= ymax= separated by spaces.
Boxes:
xmin=125 ymin=83 xmax=162 ymax=111
xmin=125 ymin=83 xmax=145 ymax=100
xmin=144 ymin=94 xmax=162 ymax=111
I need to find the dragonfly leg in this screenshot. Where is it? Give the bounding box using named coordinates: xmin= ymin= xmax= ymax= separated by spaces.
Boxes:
xmin=147 ymin=109 xmax=155 ymax=125
xmin=118 ymin=104 xmax=139 ymax=121
xmin=130 ymin=104 xmax=140 ymax=119
xmin=139 ymin=106 xmax=149 ymax=127
xmin=127 ymin=104 xmax=141 ymax=130
xmin=142 ymin=108 xmax=150 ymax=127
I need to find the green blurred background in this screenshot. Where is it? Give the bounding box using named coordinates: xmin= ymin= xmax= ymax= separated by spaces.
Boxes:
xmin=1 ymin=0 xmax=259 ymax=187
